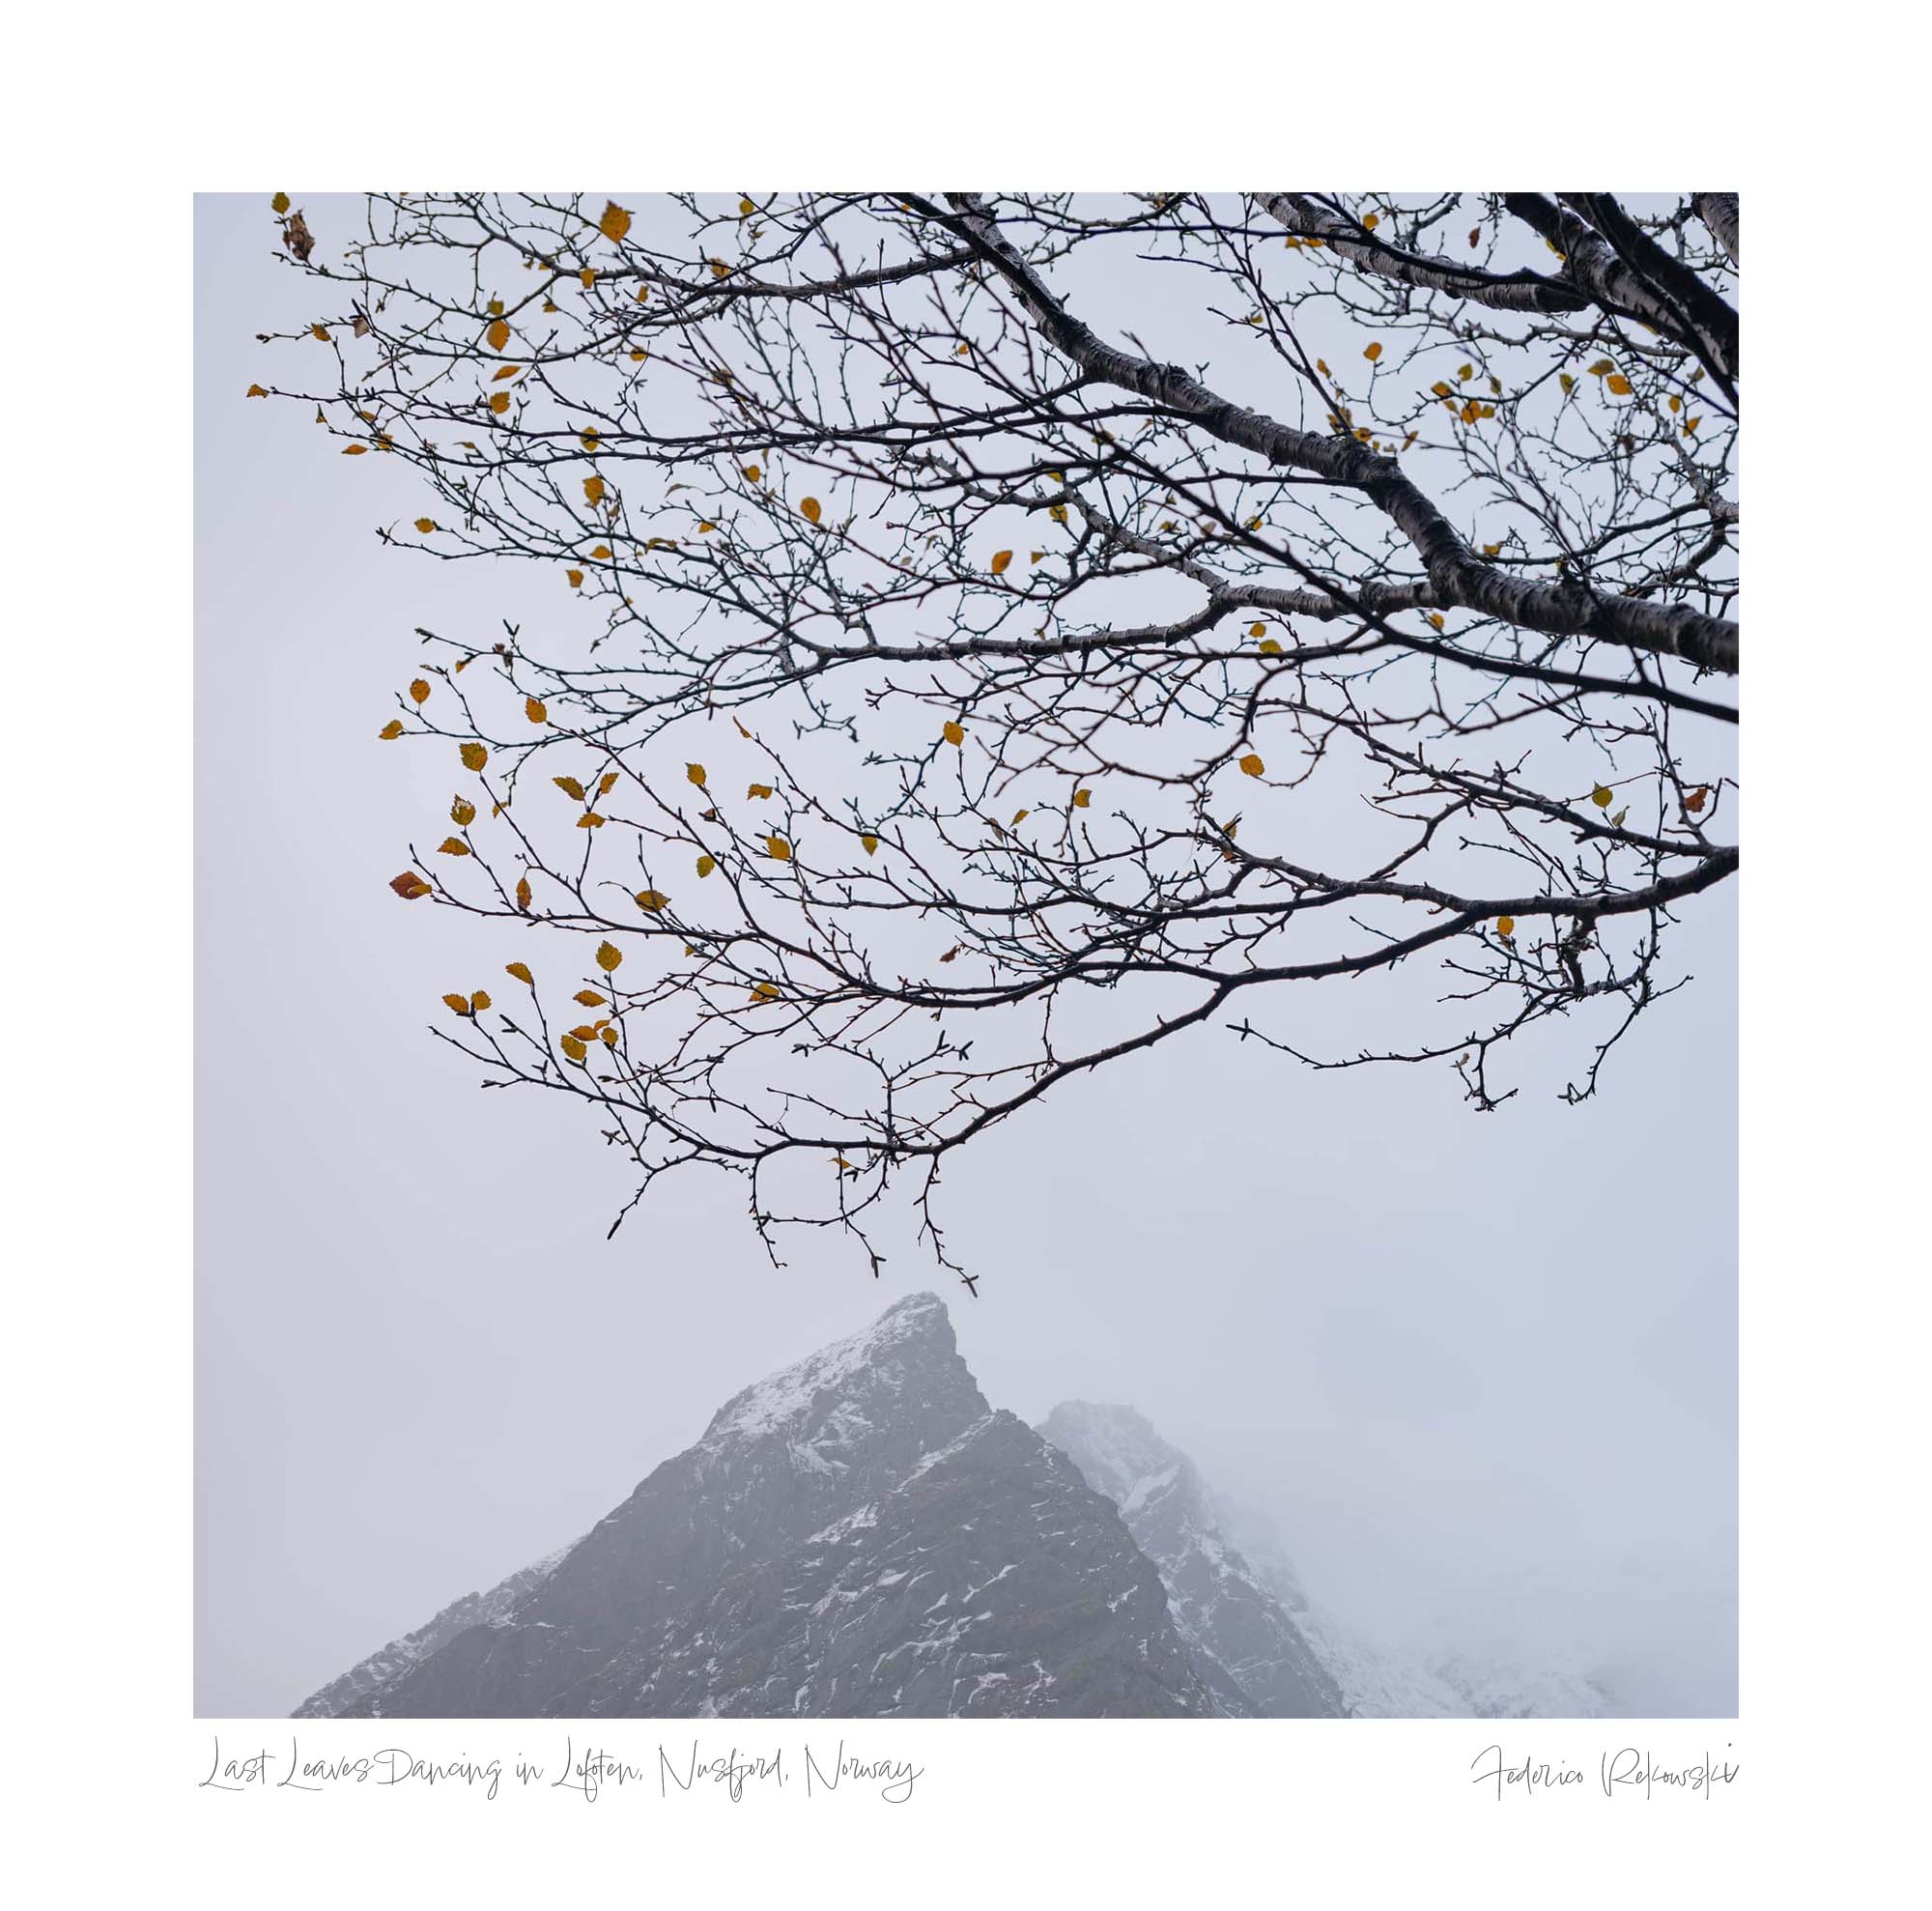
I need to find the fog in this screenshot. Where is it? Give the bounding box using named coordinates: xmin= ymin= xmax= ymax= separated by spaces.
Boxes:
xmin=194 ymin=192 xmax=1736 ymax=1718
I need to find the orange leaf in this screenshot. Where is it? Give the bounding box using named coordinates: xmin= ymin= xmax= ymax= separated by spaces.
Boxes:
xmin=389 ymin=871 xmax=432 ymax=899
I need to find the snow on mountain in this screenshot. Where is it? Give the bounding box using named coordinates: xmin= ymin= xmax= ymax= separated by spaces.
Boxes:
xmin=1037 ymin=1403 xmax=1344 ymax=1718
xmin=1041 ymin=1404 xmax=1617 ymax=1720
xmin=295 ymin=1295 xmax=1213 ymax=1720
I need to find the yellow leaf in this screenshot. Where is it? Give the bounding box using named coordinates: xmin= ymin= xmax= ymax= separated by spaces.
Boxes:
xmin=1482 ymin=542 xmax=1500 ymax=557
xmin=311 ymin=325 xmax=329 ymax=342
xmin=800 ymin=496 xmax=822 ymax=525
xmin=566 ymin=569 xmax=584 ymax=588
xmin=747 ymin=782 xmax=774 ymax=800
xmin=389 ymin=871 xmax=432 ymax=899
xmin=506 ymin=961 xmax=534 ymax=984
xmin=414 ymin=518 xmax=437 ymax=533
xmin=1588 ymin=358 xmax=1614 ymax=377
xmin=1559 ymin=373 xmax=1576 ymax=392
xmin=1250 ymin=622 xmax=1266 ymax=639
xmin=437 ymin=837 xmax=469 ymax=856
xmin=342 ymin=444 xmax=368 ymax=455
xmin=1048 ymin=503 xmax=1068 ymax=524
xmin=379 ymin=719 xmax=404 ymax=740
xmin=696 ymin=854 xmax=717 ymax=877
xmin=583 ymin=475 xmax=606 ymax=505
xmin=1259 ymin=639 xmax=1283 ymax=655
xmin=1363 ymin=341 xmax=1382 ymax=361
xmin=709 ymin=259 xmax=728 ymax=280
xmin=516 ymin=875 xmax=532 ymax=910
xmin=1030 ymin=550 xmax=1044 ymax=563
xmin=942 ymin=720 xmax=964 ymax=748
xmin=766 ymin=834 xmax=792 ymax=861
xmin=739 ymin=197 xmax=755 ymax=216
xmin=1011 ymin=808 xmax=1030 ymax=825
xmin=442 ymin=993 xmax=471 ymax=1015
xmin=451 ymin=796 xmax=476 ymax=826
xmin=489 ymin=392 xmax=511 ymax=415
xmin=569 ymin=1024 xmax=598 ymax=1041
xmin=599 ymin=201 xmax=633 ymax=242
xmin=560 ymin=1033 xmax=587 ymax=1061
xmin=488 ymin=299 xmax=503 ymax=317
xmin=554 ymin=775 xmax=586 ymax=801
xmin=406 ymin=678 xmax=430 ymax=705
xmin=744 ymin=464 xmax=762 ymax=483
xmin=686 ymin=762 xmax=707 ymax=788
xmin=487 ymin=319 xmax=511 ymax=352
xmin=1496 ymin=916 xmax=1516 ymax=938
xmin=246 ymin=384 xmax=269 ymax=398
xmin=1591 ymin=784 xmax=1613 ymax=809
xmin=599 ymin=771 xmax=618 ymax=796
xmin=635 ymin=889 xmax=669 ymax=912
xmin=577 ymin=812 xmax=605 ymax=828
xmin=526 ymin=698 xmax=548 ymax=725
xmin=1606 ymin=373 xmax=1633 ymax=396
xmin=469 ymin=990 xmax=492 ymax=1013
xmin=1458 ymin=363 xmax=1473 ymax=381
xmin=460 ymin=742 xmax=489 ymax=771
xmin=601 ymin=1027 xmax=618 ymax=1046
xmin=697 ymin=521 xmax=717 ymax=533
xmin=751 ymin=981 xmax=781 ymax=1002
xmin=1238 ymin=753 xmax=1265 ymax=779
xmin=591 ymin=545 xmax=611 ymax=558
xmin=1431 ymin=381 xmax=1453 ymax=398
xmin=1427 ymin=612 xmax=1445 ymax=632
xmin=990 ymin=549 xmax=1012 ymax=575
xmin=574 ymin=989 xmax=606 ymax=1007
xmin=580 ymin=269 xmax=596 ymax=288
xmin=581 ymin=430 xmax=600 ymax=451
xmin=861 ymin=834 xmax=879 ymax=856
xmin=595 ymin=940 xmax=623 ymax=972
xmin=271 ymin=192 xmax=291 ymax=214
xmin=1071 ymin=787 xmax=1092 ymax=809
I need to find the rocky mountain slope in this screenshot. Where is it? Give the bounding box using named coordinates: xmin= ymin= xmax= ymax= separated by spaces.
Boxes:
xmin=1037 ymin=1403 xmax=1344 ymax=1718
xmin=297 ymin=1295 xmax=1213 ymax=1719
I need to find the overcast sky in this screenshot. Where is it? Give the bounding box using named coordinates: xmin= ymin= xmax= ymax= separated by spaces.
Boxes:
xmin=194 ymin=193 xmax=1737 ymax=1719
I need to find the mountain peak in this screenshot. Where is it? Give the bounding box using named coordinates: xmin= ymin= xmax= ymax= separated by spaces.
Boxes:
xmin=700 ymin=1291 xmax=963 ymax=1450
xmin=298 ymin=1294 xmax=1217 ymax=1720
xmin=1040 ymin=1400 xmax=1344 ymax=1719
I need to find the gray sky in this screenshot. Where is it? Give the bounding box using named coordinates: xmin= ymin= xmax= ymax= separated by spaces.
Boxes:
xmin=195 ymin=193 xmax=1736 ymax=1718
